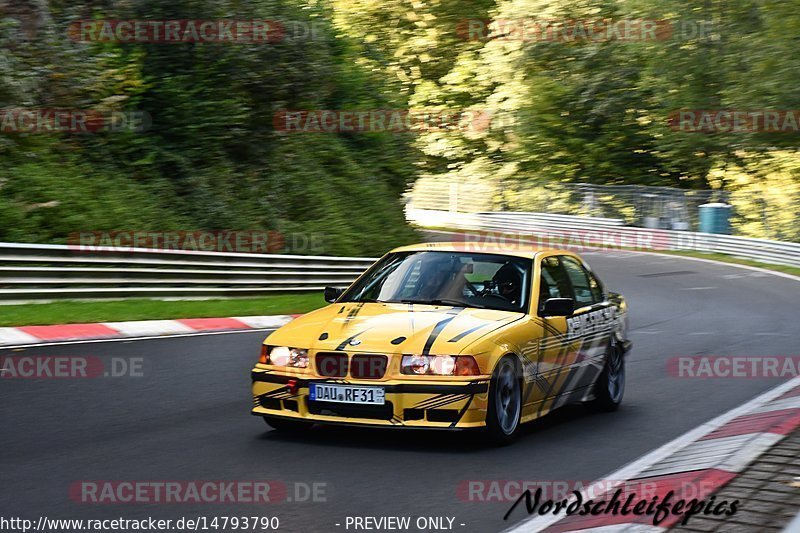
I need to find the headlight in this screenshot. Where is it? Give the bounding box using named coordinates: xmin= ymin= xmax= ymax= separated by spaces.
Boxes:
xmin=401 ymin=355 xmax=480 ymax=376
xmin=259 ymin=346 xmax=309 ymax=369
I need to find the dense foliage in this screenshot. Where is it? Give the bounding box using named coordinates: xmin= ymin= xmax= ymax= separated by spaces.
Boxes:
xmin=1 ymin=0 xmax=798 ymax=250
xmin=0 ymin=0 xmax=419 ymax=255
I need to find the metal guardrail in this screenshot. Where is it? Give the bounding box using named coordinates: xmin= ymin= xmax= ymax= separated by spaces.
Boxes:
xmin=406 ymin=208 xmax=800 ymax=268
xmin=0 ymin=242 xmax=377 ymax=303
xmin=4 ymin=206 xmax=798 ymax=303
xmin=407 ymin=181 xmax=734 ymax=231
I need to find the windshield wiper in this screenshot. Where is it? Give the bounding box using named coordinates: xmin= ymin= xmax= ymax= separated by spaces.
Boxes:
xmin=398 ymin=298 xmax=486 ymax=309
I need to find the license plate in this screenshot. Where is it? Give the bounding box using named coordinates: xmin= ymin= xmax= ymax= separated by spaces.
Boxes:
xmin=309 ymin=383 xmax=385 ymax=405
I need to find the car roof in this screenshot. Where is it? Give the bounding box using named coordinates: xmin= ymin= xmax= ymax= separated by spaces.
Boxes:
xmin=388 ymin=242 xmax=577 ymax=259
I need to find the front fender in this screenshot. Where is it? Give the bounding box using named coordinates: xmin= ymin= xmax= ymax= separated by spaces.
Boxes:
xmin=608 ymin=291 xmax=631 ymax=354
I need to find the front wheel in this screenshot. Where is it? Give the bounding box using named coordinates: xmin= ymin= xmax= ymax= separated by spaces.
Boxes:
xmin=591 ymin=340 xmax=625 ymax=412
xmin=484 ymin=356 xmax=522 ymax=446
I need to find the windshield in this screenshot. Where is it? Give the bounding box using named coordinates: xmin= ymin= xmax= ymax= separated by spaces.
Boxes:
xmin=340 ymin=251 xmax=531 ymax=312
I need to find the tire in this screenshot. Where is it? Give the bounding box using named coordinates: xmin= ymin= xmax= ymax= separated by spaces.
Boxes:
xmin=484 ymin=356 xmax=522 ymax=446
xmin=591 ymin=339 xmax=625 ymax=412
xmin=263 ymin=416 xmax=312 ymax=433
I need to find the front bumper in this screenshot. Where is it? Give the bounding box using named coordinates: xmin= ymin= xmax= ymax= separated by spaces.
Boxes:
xmin=251 ymin=370 xmax=491 ymax=429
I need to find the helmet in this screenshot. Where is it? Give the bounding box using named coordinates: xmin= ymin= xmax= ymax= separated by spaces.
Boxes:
xmin=492 ymin=263 xmax=522 ymax=302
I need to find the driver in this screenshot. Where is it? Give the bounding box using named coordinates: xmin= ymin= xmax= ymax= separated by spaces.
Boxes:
xmin=491 ymin=263 xmax=522 ymax=305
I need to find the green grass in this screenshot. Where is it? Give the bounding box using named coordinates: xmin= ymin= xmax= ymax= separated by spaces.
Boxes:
xmin=0 ymin=293 xmax=327 ymax=327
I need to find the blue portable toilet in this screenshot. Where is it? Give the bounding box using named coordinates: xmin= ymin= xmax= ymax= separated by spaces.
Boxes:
xmin=698 ymin=203 xmax=732 ymax=234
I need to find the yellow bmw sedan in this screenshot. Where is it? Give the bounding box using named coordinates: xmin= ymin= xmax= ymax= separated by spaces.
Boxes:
xmin=251 ymin=242 xmax=631 ymax=444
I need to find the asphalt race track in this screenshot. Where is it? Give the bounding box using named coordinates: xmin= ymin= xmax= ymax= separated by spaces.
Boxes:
xmin=2 ymin=251 xmax=799 ymax=532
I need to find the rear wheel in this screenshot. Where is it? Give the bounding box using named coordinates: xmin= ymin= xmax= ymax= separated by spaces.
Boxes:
xmin=591 ymin=340 xmax=625 ymax=412
xmin=263 ymin=416 xmax=312 ymax=433
xmin=485 ymin=356 xmax=522 ymax=445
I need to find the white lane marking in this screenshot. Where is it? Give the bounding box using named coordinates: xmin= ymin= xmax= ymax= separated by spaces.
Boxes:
xmin=635 ymin=432 xmax=783 ymax=477
xmin=687 ymin=332 xmax=714 ymax=336
xmin=717 ymin=432 xmax=787 ymax=473
xmin=750 ymin=396 xmax=800 ymax=414
xmin=102 ymin=320 xmax=195 ymax=336
xmin=0 ymin=327 xmax=40 ymax=345
xmin=782 ymin=509 xmax=800 ymax=533
xmin=679 ymin=286 xmax=717 ymax=291
xmin=639 ymin=252 xmax=800 ymax=282
xmin=503 ymin=375 xmax=800 ymax=532
xmin=233 ymin=315 xmax=294 ymax=329
xmin=0 ymin=328 xmax=276 ymax=350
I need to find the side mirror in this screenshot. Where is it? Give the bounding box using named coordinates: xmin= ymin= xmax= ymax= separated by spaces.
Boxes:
xmin=540 ymin=298 xmax=574 ymax=317
xmin=324 ymin=286 xmax=344 ymax=303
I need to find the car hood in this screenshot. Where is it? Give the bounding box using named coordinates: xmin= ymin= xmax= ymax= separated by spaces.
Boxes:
xmin=265 ymin=302 xmax=523 ymax=355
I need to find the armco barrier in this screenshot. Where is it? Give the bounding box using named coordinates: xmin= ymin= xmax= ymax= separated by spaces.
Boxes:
xmin=0 ymin=242 xmax=376 ymax=303
xmin=3 ymin=209 xmax=798 ymax=303
xmin=406 ymin=207 xmax=800 ymax=268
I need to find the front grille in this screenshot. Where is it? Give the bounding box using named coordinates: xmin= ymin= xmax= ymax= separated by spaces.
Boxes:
xmin=306 ymin=399 xmax=394 ymax=420
xmin=427 ymin=409 xmax=459 ymax=423
xmin=350 ymin=354 xmax=388 ymax=379
xmin=315 ymin=352 xmax=348 ymax=377
xmin=259 ymin=397 xmax=281 ymax=410
xmin=403 ymin=408 xmax=424 ymax=421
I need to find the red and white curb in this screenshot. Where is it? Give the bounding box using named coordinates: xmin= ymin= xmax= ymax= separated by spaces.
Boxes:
xmin=506 ymin=375 xmax=800 ymax=532
xmin=0 ymin=315 xmax=298 ymax=348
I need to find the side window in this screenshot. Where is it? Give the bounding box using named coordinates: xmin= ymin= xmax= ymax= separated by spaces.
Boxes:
xmin=561 ymin=256 xmax=596 ymax=308
xmin=539 ymin=256 xmax=571 ymax=310
xmin=587 ymin=271 xmax=604 ymax=303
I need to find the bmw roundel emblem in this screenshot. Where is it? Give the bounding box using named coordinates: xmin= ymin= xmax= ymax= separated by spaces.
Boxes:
xmin=349 ymin=339 xmax=362 ymax=346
